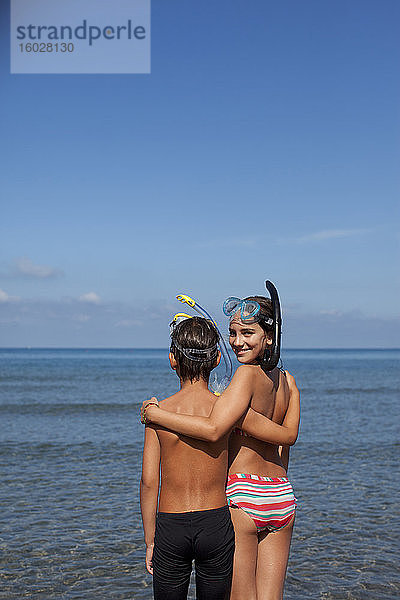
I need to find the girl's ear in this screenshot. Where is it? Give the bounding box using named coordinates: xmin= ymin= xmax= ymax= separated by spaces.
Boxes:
xmin=169 ymin=352 xmax=177 ymax=370
xmin=266 ymin=335 xmax=273 ymax=346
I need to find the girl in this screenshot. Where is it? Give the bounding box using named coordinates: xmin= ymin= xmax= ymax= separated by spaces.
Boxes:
xmin=141 ymin=295 xmax=300 ymax=600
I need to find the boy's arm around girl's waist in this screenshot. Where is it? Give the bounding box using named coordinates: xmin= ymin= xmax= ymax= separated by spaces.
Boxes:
xmin=144 ymin=368 xmax=300 ymax=446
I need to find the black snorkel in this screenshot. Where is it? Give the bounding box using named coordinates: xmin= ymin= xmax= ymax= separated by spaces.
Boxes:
xmin=260 ymin=280 xmax=282 ymax=372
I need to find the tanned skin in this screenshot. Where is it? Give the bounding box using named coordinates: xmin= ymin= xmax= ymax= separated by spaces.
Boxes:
xmin=140 ymin=352 xmax=300 ymax=578
xmin=141 ymin=317 xmax=301 ymax=600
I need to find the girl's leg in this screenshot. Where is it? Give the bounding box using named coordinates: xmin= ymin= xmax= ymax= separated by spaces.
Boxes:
xmin=229 ymin=507 xmax=258 ymax=600
xmin=255 ymin=517 xmax=294 ymax=600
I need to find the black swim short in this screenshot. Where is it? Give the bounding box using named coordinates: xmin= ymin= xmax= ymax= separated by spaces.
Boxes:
xmin=152 ymin=504 xmax=235 ymax=600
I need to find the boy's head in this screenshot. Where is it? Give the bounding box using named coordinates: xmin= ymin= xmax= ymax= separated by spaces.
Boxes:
xmin=169 ymin=316 xmax=220 ymax=382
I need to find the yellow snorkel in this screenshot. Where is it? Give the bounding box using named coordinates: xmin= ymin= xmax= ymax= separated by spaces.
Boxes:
xmin=176 ymin=294 xmax=196 ymax=308
xmin=176 ymin=294 xmax=232 ymax=394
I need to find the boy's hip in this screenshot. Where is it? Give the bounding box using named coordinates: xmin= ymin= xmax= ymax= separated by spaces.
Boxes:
xmin=155 ymin=504 xmax=234 ymax=554
xmin=157 ymin=503 xmax=229 ymax=522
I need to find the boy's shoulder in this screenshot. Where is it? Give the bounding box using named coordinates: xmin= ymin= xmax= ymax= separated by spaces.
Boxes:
xmin=159 ymin=393 xmax=177 ymax=404
xmin=158 ymin=391 xmax=181 ymax=410
xmin=158 ymin=388 xmax=216 ymax=413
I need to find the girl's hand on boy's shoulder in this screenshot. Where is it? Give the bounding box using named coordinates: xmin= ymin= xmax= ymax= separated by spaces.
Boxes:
xmin=141 ymin=397 xmax=160 ymax=424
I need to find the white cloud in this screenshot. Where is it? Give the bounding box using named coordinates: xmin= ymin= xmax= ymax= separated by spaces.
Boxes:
xmin=196 ymin=238 xmax=257 ymax=249
xmin=1 ymin=294 xmax=398 ymax=347
xmin=14 ymin=257 xmax=63 ymax=279
xmin=79 ymin=292 xmax=101 ymax=304
xmin=72 ymin=314 xmax=91 ymax=323
xmin=0 ymin=317 xmax=21 ymax=324
xmin=0 ymin=289 xmax=10 ymax=302
xmin=115 ymin=319 xmax=143 ymax=327
xmin=284 ymin=310 xmax=400 ymax=348
xmin=0 ymin=288 xmax=20 ymax=303
xmin=296 ymin=229 xmax=370 ymax=243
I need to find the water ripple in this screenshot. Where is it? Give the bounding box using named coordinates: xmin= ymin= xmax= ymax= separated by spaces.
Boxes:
xmin=0 ymin=349 xmax=399 ymax=599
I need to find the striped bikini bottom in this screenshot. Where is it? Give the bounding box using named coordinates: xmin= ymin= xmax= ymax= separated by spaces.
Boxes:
xmin=226 ymin=473 xmax=297 ymax=533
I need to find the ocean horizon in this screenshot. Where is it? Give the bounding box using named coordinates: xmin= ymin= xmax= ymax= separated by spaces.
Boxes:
xmin=2 ymin=346 xmax=399 ymax=350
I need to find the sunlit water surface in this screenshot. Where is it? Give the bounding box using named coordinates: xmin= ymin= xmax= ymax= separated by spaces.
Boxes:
xmin=0 ymin=348 xmax=399 ymax=599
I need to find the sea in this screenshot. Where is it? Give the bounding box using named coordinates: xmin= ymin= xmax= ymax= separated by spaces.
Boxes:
xmin=0 ymin=348 xmax=399 ymax=600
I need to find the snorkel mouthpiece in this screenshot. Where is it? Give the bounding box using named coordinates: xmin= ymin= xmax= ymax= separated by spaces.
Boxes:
xmin=176 ymin=294 xmax=196 ymax=308
xmin=261 ymin=280 xmax=282 ymax=372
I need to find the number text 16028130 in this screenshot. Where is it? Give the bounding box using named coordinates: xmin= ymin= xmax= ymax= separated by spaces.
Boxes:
xmin=19 ymin=42 xmax=74 ymax=53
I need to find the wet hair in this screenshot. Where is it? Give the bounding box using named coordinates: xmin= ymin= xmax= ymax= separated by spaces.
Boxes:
xmin=244 ymin=296 xmax=274 ymax=337
xmin=170 ymin=316 xmax=219 ymax=382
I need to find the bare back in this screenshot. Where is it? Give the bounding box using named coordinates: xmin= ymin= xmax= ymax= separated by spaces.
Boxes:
xmin=229 ymin=366 xmax=290 ymax=477
xmin=156 ymin=387 xmax=229 ymax=512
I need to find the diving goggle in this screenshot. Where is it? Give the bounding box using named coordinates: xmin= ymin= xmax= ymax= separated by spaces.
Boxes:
xmin=169 ymin=313 xmax=218 ymax=362
xmin=223 ymin=297 xmax=273 ymax=326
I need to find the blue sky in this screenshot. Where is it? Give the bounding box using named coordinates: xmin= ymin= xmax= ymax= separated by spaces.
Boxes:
xmin=1 ymin=0 xmax=399 ymax=347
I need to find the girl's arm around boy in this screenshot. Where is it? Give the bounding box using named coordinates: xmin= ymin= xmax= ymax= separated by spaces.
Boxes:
xmin=141 ymin=369 xmax=300 ymax=446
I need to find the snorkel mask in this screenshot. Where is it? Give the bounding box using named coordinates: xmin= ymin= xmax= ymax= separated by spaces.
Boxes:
xmin=223 ymin=297 xmax=273 ymax=325
xmin=223 ymin=281 xmax=282 ymax=372
xmin=172 ymin=295 xmax=233 ymax=394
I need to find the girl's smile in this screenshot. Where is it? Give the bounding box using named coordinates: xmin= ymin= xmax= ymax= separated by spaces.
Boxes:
xmin=228 ymin=314 xmax=271 ymax=365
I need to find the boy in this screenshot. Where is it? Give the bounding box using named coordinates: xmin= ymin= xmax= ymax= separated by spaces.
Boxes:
xmin=140 ymin=316 xmax=235 ymax=600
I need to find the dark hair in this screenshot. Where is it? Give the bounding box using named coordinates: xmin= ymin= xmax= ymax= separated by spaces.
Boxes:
xmin=170 ymin=316 xmax=219 ymax=382
xmin=244 ymin=296 xmax=274 ymax=336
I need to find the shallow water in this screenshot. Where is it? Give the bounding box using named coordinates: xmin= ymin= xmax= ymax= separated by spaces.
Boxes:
xmin=0 ymin=348 xmax=399 ymax=599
